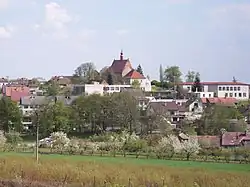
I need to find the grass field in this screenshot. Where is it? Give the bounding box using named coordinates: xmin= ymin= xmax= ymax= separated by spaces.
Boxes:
xmin=0 ymin=152 xmax=250 ymax=186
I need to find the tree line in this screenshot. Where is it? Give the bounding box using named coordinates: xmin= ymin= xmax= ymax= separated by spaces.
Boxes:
xmin=152 ymin=65 xmax=202 ymax=91
xmin=0 ymin=92 xmax=248 ymax=139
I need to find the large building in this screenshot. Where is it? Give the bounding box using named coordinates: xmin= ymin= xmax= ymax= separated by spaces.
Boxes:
xmin=108 ymin=51 xmax=151 ymax=91
xmin=181 ymin=82 xmax=249 ymax=100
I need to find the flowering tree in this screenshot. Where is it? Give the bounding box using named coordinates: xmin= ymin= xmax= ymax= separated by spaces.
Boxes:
xmin=155 ymin=135 xmax=201 ymax=160
xmin=181 ymin=137 xmax=201 ymax=160
xmin=0 ymin=130 xmax=6 ymax=148
xmin=155 ymin=136 xmax=176 ymax=159
xmin=50 ymin=131 xmax=70 ymax=154
xmin=67 ymin=139 xmax=80 ymax=155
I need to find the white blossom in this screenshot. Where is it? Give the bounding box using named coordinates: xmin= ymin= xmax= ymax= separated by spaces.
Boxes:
xmin=50 ymin=131 xmax=70 ymax=150
xmin=0 ymin=130 xmax=6 ymax=147
xmin=181 ymin=137 xmax=201 ymax=155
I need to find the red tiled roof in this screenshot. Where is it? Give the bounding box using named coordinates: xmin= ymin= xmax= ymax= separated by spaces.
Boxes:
xmin=124 ymin=70 xmax=145 ymax=79
xmin=196 ymin=135 xmax=221 ymax=147
xmin=10 ymin=91 xmax=30 ymax=102
xmin=180 ymin=82 xmax=249 ymax=86
xmin=201 ymin=97 xmax=238 ymax=105
xmin=110 ymin=59 xmax=131 ymax=74
xmin=4 ymin=86 xmax=30 ymax=97
xmin=222 ymin=132 xmax=250 ymax=146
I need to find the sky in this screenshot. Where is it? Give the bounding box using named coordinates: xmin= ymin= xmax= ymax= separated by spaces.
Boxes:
xmin=0 ymin=0 xmax=250 ymax=82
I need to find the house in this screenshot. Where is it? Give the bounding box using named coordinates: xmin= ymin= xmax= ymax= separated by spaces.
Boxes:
xmin=108 ymin=51 xmax=151 ymax=91
xmin=50 ymin=76 xmax=72 ymax=87
xmin=72 ymin=82 xmax=133 ymax=96
xmin=201 ymin=97 xmax=238 ymax=107
xmin=196 ymin=131 xmax=250 ymax=148
xmin=20 ymin=95 xmax=78 ymax=128
xmin=0 ymin=78 xmax=9 ymax=88
xmin=180 ymin=81 xmax=249 ymax=100
xmin=2 ymin=85 xmax=30 ymax=102
xmin=221 ymin=131 xmax=250 ymax=148
xmin=146 ymin=101 xmax=187 ymax=125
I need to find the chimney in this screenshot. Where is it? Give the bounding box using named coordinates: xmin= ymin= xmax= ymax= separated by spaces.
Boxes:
xmin=120 ymin=50 xmax=123 ymax=60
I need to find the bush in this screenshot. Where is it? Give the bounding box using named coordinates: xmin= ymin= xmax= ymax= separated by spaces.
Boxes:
xmin=123 ymin=139 xmax=148 ymax=158
xmin=0 ymin=131 xmax=6 ymax=148
xmin=5 ymin=132 xmax=23 ymax=145
xmin=50 ymin=132 xmax=70 ymax=154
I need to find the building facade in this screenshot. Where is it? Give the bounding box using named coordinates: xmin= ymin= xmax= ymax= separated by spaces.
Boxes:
xmin=181 ymin=82 xmax=249 ymax=100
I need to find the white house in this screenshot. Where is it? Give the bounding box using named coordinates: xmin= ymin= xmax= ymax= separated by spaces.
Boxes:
xmin=181 ymin=81 xmax=249 ymax=100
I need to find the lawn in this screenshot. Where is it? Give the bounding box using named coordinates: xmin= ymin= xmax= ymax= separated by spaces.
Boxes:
xmin=0 ymin=153 xmax=248 ymax=186
xmin=1 ymin=152 xmax=250 ymax=173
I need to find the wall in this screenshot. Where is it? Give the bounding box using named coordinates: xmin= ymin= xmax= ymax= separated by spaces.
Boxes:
xmin=130 ymin=78 xmax=152 ymax=91
xmin=216 ymin=85 xmax=249 ymax=100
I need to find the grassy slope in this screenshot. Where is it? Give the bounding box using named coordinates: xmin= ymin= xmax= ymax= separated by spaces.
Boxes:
xmin=1 ymin=152 xmax=250 ymax=173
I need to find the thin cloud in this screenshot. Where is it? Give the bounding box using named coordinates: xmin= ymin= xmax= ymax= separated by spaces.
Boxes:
xmin=0 ymin=0 xmax=8 ymax=9
xmin=0 ymin=25 xmax=14 ymax=39
xmin=34 ymin=2 xmax=77 ymax=39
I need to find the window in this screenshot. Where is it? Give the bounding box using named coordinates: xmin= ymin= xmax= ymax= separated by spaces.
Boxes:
xmin=243 ymin=93 xmax=247 ymax=97
xmin=234 ymin=93 xmax=237 ymax=97
xmin=115 ymin=87 xmax=119 ymax=91
xmin=234 ymin=87 xmax=237 ymax=91
xmin=219 ymin=87 xmax=222 ymax=91
xmin=229 ymin=93 xmax=233 ymax=97
xmin=209 ymin=94 xmax=211 ymax=97
xmin=239 ymin=93 xmax=242 ymax=97
xmin=203 ymin=94 xmax=205 ymax=97
xmin=223 ymin=87 xmax=225 ymax=91
xmin=187 ymin=87 xmax=190 ymax=90
xmin=230 ymin=87 xmax=233 ymax=91
xmin=226 ymin=87 xmax=229 ymax=91
xmin=24 ymin=105 xmax=28 ymax=109
xmin=225 ymin=93 xmax=228 ymax=97
xmin=238 ymin=87 xmax=241 ymax=91
xmin=110 ymin=87 xmax=114 ymax=91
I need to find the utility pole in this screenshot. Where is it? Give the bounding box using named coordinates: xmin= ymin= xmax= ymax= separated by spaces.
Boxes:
xmin=35 ymin=111 xmax=39 ymax=163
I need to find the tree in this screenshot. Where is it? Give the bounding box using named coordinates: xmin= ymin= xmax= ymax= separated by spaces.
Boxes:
xmin=191 ymin=73 xmax=202 ymax=92
xmin=46 ymin=82 xmax=60 ymax=96
xmin=163 ymin=66 xmax=182 ymax=89
xmin=196 ymin=105 xmax=244 ymax=135
xmin=185 ymin=71 xmax=198 ymax=82
xmin=74 ymin=62 xmax=97 ymax=83
xmin=159 ymin=64 xmax=164 ymax=83
xmin=0 ymin=97 xmax=22 ymax=133
xmin=181 ymin=137 xmax=201 ymax=160
xmin=107 ymin=72 xmax=113 ymax=85
xmin=111 ymin=92 xmax=139 ymax=133
xmin=131 ymin=80 xmax=140 ymax=89
xmin=38 ymin=101 xmax=71 ymax=137
xmin=136 ymin=64 xmax=143 ymax=75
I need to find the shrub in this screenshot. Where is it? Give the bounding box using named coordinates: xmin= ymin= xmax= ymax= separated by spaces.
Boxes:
xmin=154 ymin=136 xmax=175 ymax=159
xmin=123 ymin=139 xmax=148 ymax=158
xmin=50 ymin=132 xmax=70 ymax=154
xmin=181 ymin=137 xmax=201 ymax=161
xmin=67 ymin=139 xmax=80 ymax=155
xmin=221 ymin=149 xmax=232 ymax=163
xmin=0 ymin=130 xmax=6 ymax=148
xmin=5 ymin=132 xmax=23 ymax=146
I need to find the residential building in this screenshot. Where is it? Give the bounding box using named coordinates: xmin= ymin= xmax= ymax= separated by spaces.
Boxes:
xmin=50 ymin=76 xmax=72 ymax=88
xmin=181 ymin=82 xmax=249 ymax=100
xmin=2 ymin=85 xmax=30 ymax=102
xmin=20 ymin=95 xmax=78 ymax=128
xmin=201 ymin=97 xmax=238 ymax=107
xmin=72 ymin=82 xmax=132 ymax=95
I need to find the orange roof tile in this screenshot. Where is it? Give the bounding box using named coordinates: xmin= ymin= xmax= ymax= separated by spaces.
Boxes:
xmin=125 ymin=70 xmax=145 ymax=79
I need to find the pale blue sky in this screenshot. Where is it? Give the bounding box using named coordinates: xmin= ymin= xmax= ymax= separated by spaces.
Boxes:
xmin=0 ymin=0 xmax=250 ymax=82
